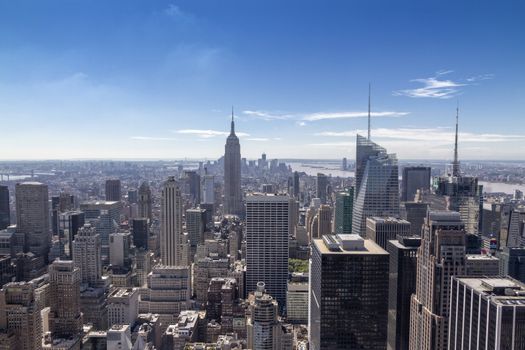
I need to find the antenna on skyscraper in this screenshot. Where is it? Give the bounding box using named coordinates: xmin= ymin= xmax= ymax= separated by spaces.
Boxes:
xmin=368 ymin=83 xmax=371 ymax=140
xmin=231 ymin=105 xmax=235 ymax=134
xmin=452 ymin=100 xmax=460 ymax=176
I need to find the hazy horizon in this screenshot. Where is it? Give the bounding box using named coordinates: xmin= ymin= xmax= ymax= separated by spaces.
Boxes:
xmin=1 ymin=1 xmax=524 ymax=159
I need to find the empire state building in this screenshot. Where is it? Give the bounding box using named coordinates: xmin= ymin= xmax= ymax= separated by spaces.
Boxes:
xmin=223 ymin=110 xmax=243 ymax=216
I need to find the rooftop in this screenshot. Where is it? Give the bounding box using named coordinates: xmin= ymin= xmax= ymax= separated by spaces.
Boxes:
xmin=315 ymin=234 xmax=388 ymax=255
xmin=456 ymin=277 xmax=525 ymax=305
xmin=368 ymin=217 xmax=410 ymax=225
xmin=466 ymin=254 xmax=500 ymax=261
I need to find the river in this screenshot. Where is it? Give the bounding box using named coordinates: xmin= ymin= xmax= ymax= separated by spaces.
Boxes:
xmin=289 ymin=162 xmax=523 ymax=195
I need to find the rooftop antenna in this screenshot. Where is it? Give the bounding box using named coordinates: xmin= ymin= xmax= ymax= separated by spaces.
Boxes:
xmin=230 ymin=105 xmax=235 ymax=134
xmin=368 ymin=83 xmax=371 ymax=140
xmin=452 ymin=100 xmax=460 ymax=176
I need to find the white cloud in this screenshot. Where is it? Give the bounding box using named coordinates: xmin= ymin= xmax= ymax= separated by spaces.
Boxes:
xmin=315 ymin=128 xmax=525 ymax=143
xmin=163 ymin=4 xmax=193 ymax=21
xmin=466 ymin=73 xmax=494 ymax=82
xmin=130 ymin=136 xmax=177 ymax=141
xmin=243 ymin=109 xmax=408 ymax=122
xmin=394 ymin=71 xmax=494 ymax=99
xmin=303 ymin=111 xmax=408 ymax=121
xmin=246 ymin=137 xmax=270 ymax=142
xmin=394 ymin=76 xmax=466 ymax=99
xmin=174 ymin=129 xmax=249 ymax=138
xmin=242 ymin=110 xmax=294 ymax=121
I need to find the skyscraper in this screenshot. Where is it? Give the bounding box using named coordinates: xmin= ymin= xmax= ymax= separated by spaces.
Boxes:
xmin=0 ymin=281 xmax=42 ymax=350
xmin=15 ymin=182 xmax=50 ymax=259
xmin=317 ymin=205 xmax=332 ymax=236
xmin=448 ymin=277 xmax=525 ymax=349
xmin=401 ymin=166 xmax=431 ymax=202
xmin=186 ymin=208 xmax=206 ymax=249
xmin=0 ymin=185 xmax=9 ymax=230
xmin=316 ymin=173 xmax=328 ymax=204
xmin=387 ymin=236 xmax=421 ymax=350
xmin=366 ymin=216 xmax=410 ymax=250
xmin=434 ymin=108 xmax=482 ymax=235
xmin=105 ymin=179 xmax=121 ymax=202
xmin=246 ymin=282 xmax=292 ymax=350
xmin=59 ymin=210 xmax=85 ymax=257
xmin=131 ymin=217 xmax=149 ymax=250
xmin=246 ymin=194 xmax=290 ymax=310
xmin=409 ymin=211 xmax=466 ymax=350
xmin=506 ymin=206 xmax=525 ymax=248
xmin=138 ymin=181 xmax=153 ymax=221
xmin=202 ymin=173 xmax=215 ymax=205
xmin=333 ymin=187 xmax=353 ymax=234
xmin=402 ymin=201 xmax=428 ymax=236
xmin=80 ymin=200 xmax=121 ymax=262
xmin=499 ymin=247 xmax=525 ymax=283
xmin=292 ymin=171 xmax=300 ymax=198
xmin=184 ymin=170 xmax=201 ymax=205
xmin=160 ymin=176 xmax=184 ymax=266
xmin=223 ymin=110 xmax=243 ymax=216
xmin=309 ymin=234 xmax=389 ymax=350
xmin=352 ymin=135 xmax=399 ymax=237
xmin=48 ymin=259 xmax=83 ymax=338
xmin=72 ymin=224 xmax=102 ymax=286
xmin=139 ymin=265 xmax=190 ymax=324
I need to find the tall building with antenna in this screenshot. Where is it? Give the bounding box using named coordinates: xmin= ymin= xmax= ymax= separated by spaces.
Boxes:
xmin=223 ymin=107 xmax=243 ymax=217
xmin=368 ymin=83 xmax=371 ymax=140
xmin=352 ymin=89 xmax=399 ymax=236
xmin=435 ymin=107 xmax=482 ymax=235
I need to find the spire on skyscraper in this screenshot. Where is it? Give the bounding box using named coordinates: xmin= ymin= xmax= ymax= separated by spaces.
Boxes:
xmin=368 ymin=83 xmax=371 ymax=140
xmin=231 ymin=105 xmax=235 ymax=135
xmin=452 ymin=102 xmax=460 ymax=176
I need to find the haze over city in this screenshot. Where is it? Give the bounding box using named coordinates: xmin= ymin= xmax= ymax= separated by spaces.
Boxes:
xmin=2 ymin=2 xmax=525 ymax=350
xmin=1 ymin=0 xmax=524 ymax=160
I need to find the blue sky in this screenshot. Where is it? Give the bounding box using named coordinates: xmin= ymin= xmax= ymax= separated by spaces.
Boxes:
xmin=0 ymin=0 xmax=524 ymax=160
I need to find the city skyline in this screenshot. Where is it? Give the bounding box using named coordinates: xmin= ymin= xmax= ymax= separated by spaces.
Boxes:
xmin=1 ymin=1 xmax=524 ymax=160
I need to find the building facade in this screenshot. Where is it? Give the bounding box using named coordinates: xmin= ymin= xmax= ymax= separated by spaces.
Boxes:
xmin=72 ymin=224 xmax=102 ymax=286
xmin=448 ymin=277 xmax=525 ymax=350
xmin=310 ymin=234 xmax=389 ymax=350
xmin=246 ymin=194 xmax=290 ymax=310
xmin=333 ymin=188 xmax=353 ymax=234
xmin=105 ymin=179 xmax=121 ymax=202
xmin=387 ymin=236 xmax=420 ymax=350
xmin=16 ymin=182 xmax=50 ymax=259
xmin=160 ymin=177 xmax=184 ymax=267
xmin=0 ymin=185 xmax=9 ymax=230
xmin=401 ymin=166 xmax=431 ymax=202
xmin=223 ymin=114 xmax=243 ymax=217
xmin=366 ymin=216 xmax=411 ymax=250
xmin=352 ymin=135 xmax=399 ymax=237
xmin=408 ymin=211 xmax=466 ymax=350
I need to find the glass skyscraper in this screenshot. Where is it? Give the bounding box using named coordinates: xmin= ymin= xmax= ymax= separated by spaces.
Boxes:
xmin=333 ymin=187 xmax=353 ymax=234
xmin=352 ymin=135 xmax=399 ymax=237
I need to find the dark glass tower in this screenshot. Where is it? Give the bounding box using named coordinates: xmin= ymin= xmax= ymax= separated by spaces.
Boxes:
xmin=316 ymin=173 xmax=328 ymax=204
xmin=333 ymin=187 xmax=354 ymax=234
xmin=131 ymin=217 xmax=149 ymax=250
xmin=387 ymin=235 xmax=421 ymax=350
xmin=105 ymin=179 xmax=121 ymax=202
xmin=401 ymin=166 xmax=431 ymax=202
xmin=0 ymin=185 xmax=9 ymax=229
xmin=310 ymin=234 xmax=389 ymax=350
